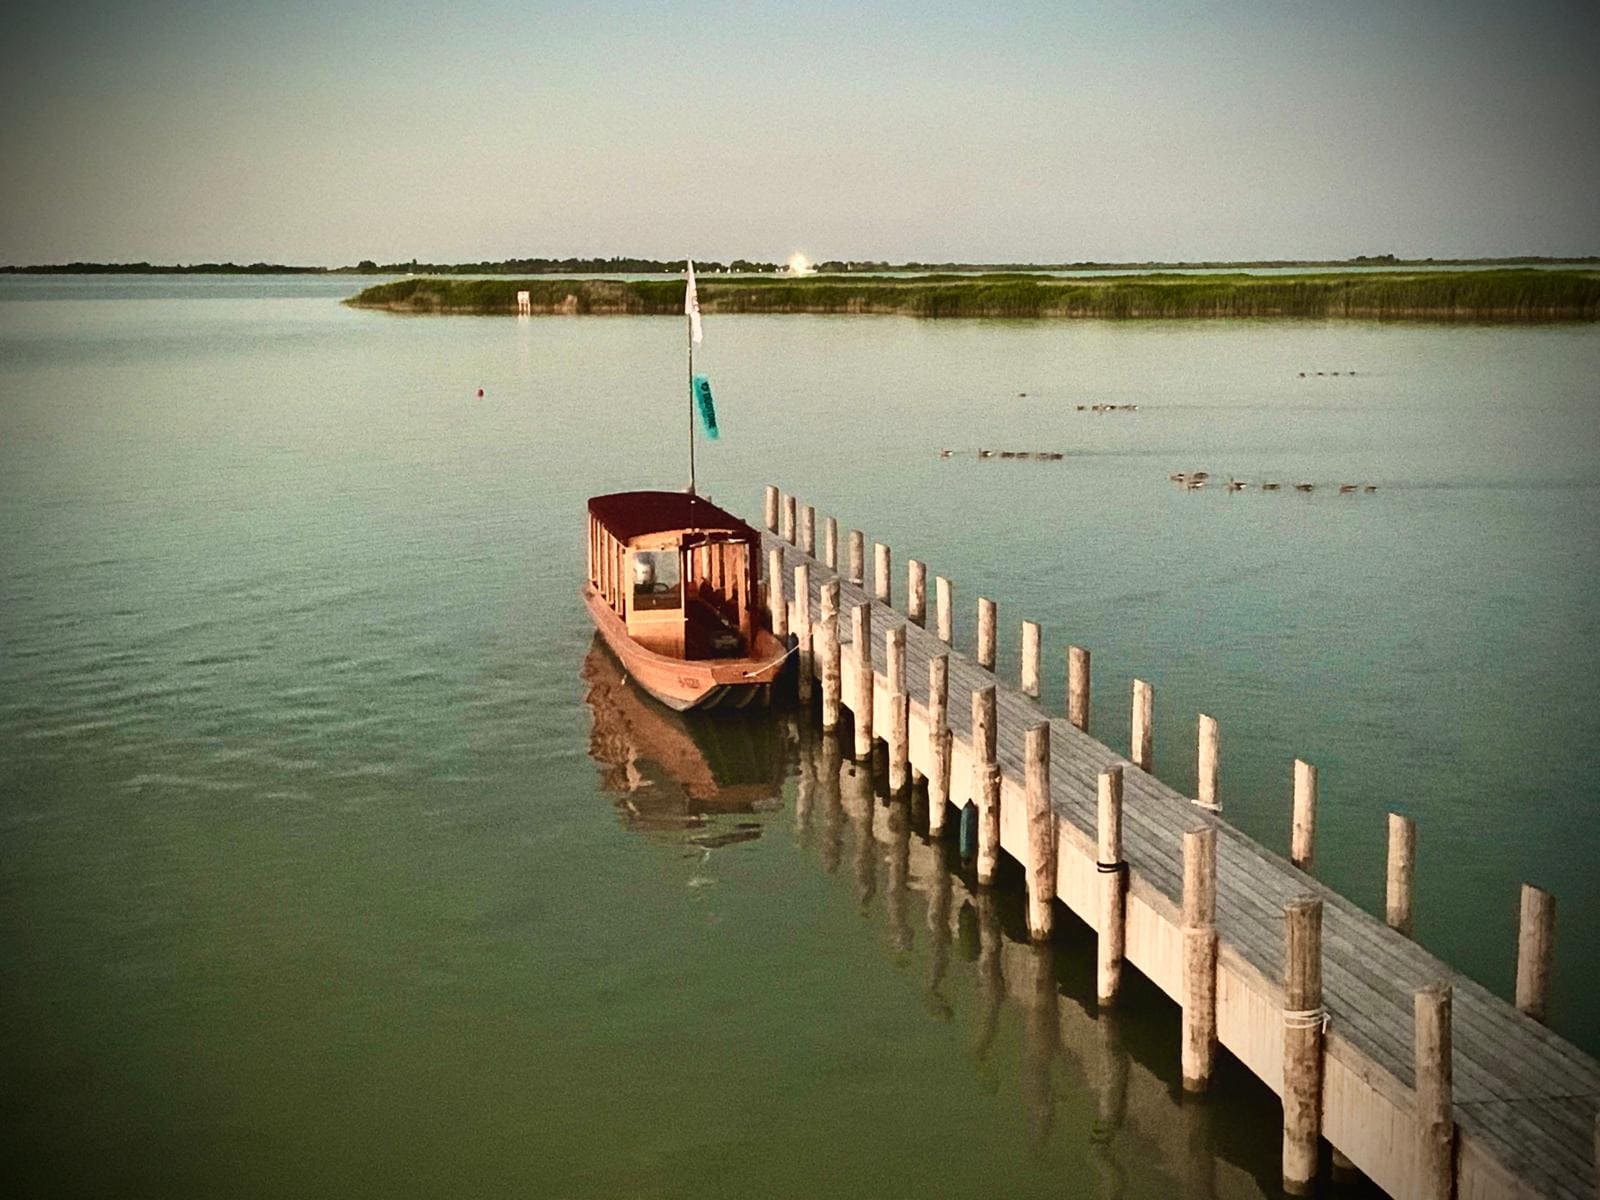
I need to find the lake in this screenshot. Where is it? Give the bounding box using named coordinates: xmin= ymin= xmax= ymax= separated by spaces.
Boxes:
xmin=2 ymin=275 xmax=1595 ymax=1197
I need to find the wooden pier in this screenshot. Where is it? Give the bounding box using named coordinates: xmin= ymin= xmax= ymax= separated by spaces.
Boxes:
xmin=759 ymin=485 xmax=1599 ymax=1200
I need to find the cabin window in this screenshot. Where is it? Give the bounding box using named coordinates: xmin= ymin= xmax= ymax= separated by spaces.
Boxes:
xmin=632 ymin=549 xmax=681 ymax=611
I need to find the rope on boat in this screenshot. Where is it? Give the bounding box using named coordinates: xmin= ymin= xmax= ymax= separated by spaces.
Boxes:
xmin=741 ymin=642 xmax=800 ymax=678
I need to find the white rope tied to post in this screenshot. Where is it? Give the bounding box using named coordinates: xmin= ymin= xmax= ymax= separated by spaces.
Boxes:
xmin=1194 ymin=798 xmax=1221 ymax=812
xmin=1282 ymin=1006 xmax=1330 ymax=1033
xmin=741 ymin=642 xmax=800 ymax=678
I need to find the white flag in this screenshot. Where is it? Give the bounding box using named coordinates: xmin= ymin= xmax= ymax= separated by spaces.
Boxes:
xmin=685 ymin=259 xmax=704 ymax=345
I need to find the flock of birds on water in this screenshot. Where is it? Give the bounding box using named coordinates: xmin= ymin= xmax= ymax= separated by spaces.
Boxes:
xmin=1169 ymin=470 xmax=1377 ymax=493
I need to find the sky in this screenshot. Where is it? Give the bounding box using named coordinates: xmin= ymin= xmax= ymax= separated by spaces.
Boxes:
xmin=1 ymin=0 xmax=1597 ymax=265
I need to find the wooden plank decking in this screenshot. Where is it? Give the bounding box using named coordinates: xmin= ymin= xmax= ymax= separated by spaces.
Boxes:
xmin=761 ymin=514 xmax=1599 ymax=1200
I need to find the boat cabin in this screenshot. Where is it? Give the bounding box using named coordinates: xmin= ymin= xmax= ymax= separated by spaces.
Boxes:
xmin=586 ymin=491 xmax=761 ymax=659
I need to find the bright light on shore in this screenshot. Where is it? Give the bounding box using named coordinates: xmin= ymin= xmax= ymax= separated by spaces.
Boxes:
xmin=785 ymin=252 xmax=815 ymax=275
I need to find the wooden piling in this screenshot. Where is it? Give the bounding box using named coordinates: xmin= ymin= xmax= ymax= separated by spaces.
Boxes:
xmin=851 ymin=602 xmax=873 ymax=760
xmin=928 ymin=654 xmax=950 ymax=837
xmin=973 ymin=685 xmax=999 ymax=885
xmin=768 ymin=547 xmax=788 ymax=641
xmin=764 ymin=485 xmax=779 ymax=532
xmin=978 ymin=597 xmax=997 ymax=672
xmin=1291 ymin=759 xmax=1317 ymax=870
xmin=782 ymin=494 xmax=797 ymax=544
xmin=886 ymin=625 xmax=908 ymax=794
xmin=1131 ymin=679 xmax=1153 ymax=772
xmin=819 ymin=579 xmax=841 ymax=732
xmin=823 ymin=516 xmax=838 ymax=570
xmin=874 ymin=542 xmax=891 ymax=606
xmin=1025 ymin=722 xmax=1055 ymax=940
xmin=1068 ymin=645 xmax=1090 ymax=732
xmin=908 ymin=559 xmax=927 ymax=627
xmin=1182 ymin=825 xmax=1218 ymax=1092
xmin=794 ymin=563 xmax=813 ymax=703
xmin=1282 ymin=896 xmax=1324 ymax=1196
xmin=1197 ymin=713 xmax=1220 ymax=811
xmin=936 ymin=576 xmax=953 ymax=644
xmin=1386 ymin=813 xmax=1416 ymax=937
xmin=1415 ymin=983 xmax=1455 ymax=1200
xmin=801 ymin=504 xmax=815 ymax=557
xmin=1516 ymin=884 xmax=1556 ymax=1023
xmin=1097 ymin=764 xmax=1126 ymax=1006
xmin=1021 ymin=620 xmax=1041 ymax=698
xmin=849 ymin=529 xmax=865 ymax=586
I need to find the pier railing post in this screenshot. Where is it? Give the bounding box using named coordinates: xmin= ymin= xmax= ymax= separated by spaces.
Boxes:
xmin=874 ymin=543 xmax=891 ymax=606
xmin=1131 ymin=679 xmax=1153 ymax=772
xmin=851 ymin=603 xmax=873 ymax=761
xmin=823 ymin=517 xmax=838 ymax=571
xmin=1021 ymin=620 xmax=1041 ymax=698
xmin=1097 ymin=764 xmax=1126 ymax=1006
xmin=764 ymin=485 xmax=779 ymax=533
xmin=908 ymin=559 xmax=927 ymax=627
xmin=782 ymin=494 xmax=797 ymax=545
xmin=978 ymin=597 xmax=997 ymax=672
xmin=768 ymin=547 xmax=788 ymax=642
xmin=1282 ymin=896 xmax=1324 ymax=1196
xmin=1025 ymin=722 xmax=1055 ymax=940
xmin=1182 ymin=826 xmax=1218 ymax=1091
xmin=819 ymin=580 xmax=841 ymax=732
xmin=795 ymin=563 xmax=813 ymax=704
xmin=801 ymin=504 xmax=815 ymax=557
xmin=972 ymin=685 xmax=999 ymax=885
xmin=1068 ymin=645 xmax=1090 ymax=732
xmin=886 ymin=625 xmax=908 ymax=794
xmin=1415 ymin=983 xmax=1455 ymax=1200
xmin=936 ymin=576 xmax=953 ymax=644
xmin=1516 ymin=883 xmax=1556 ymax=1022
xmin=1291 ymin=759 xmax=1317 ymax=870
xmin=1197 ymin=713 xmax=1220 ymax=811
xmin=849 ymin=530 xmax=865 ymax=586
xmin=1387 ymin=813 xmax=1416 ymax=937
xmin=928 ymin=654 xmax=950 ymax=837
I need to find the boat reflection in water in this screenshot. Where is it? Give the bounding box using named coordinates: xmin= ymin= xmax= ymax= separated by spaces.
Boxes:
xmin=581 ymin=637 xmax=787 ymax=849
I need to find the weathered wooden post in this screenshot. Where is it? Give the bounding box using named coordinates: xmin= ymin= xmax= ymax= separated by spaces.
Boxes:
xmin=801 ymin=504 xmax=815 ymax=557
xmin=928 ymin=654 xmax=950 ymax=837
xmin=819 ymin=580 xmax=841 ymax=732
xmin=1097 ymin=765 xmax=1126 ymax=1006
xmin=1021 ymin=620 xmax=1041 ymax=698
xmin=908 ymin=559 xmax=927 ymax=627
xmin=1068 ymin=645 xmax=1090 ymax=732
xmin=823 ymin=516 xmax=838 ymax=571
xmin=977 ymin=597 xmax=997 ymax=671
xmin=936 ymin=576 xmax=953 ymax=644
xmin=1281 ymin=896 xmax=1324 ymax=1196
xmin=1291 ymin=759 xmax=1317 ymax=870
xmin=764 ymin=485 xmax=779 ymax=532
xmin=886 ymin=625 xmax=909 ymax=794
xmin=1516 ymin=883 xmax=1556 ymax=1022
xmin=849 ymin=530 xmax=865 ymax=586
xmin=973 ymin=685 xmax=1000 ymax=885
xmin=874 ymin=543 xmax=891 ymax=606
xmin=851 ymin=603 xmax=873 ymax=760
xmin=1387 ymin=813 xmax=1416 ymax=937
xmin=1415 ymin=983 xmax=1455 ymax=1200
xmin=1131 ymin=679 xmax=1153 ymax=771
xmin=768 ymin=548 xmax=788 ymax=641
xmin=794 ymin=563 xmax=813 ymax=703
xmin=1182 ymin=825 xmax=1218 ymax=1092
xmin=1025 ymin=722 xmax=1055 ymax=940
xmin=1197 ymin=713 xmax=1220 ymax=811
xmin=781 ymin=494 xmax=797 ymax=544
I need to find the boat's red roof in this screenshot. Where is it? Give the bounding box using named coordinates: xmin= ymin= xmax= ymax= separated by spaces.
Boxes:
xmin=588 ymin=490 xmax=759 ymax=543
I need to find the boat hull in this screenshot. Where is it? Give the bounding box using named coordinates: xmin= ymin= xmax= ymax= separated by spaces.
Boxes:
xmin=581 ymin=584 xmax=787 ymax=712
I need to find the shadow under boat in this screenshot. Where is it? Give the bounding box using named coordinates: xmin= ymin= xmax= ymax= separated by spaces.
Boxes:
xmin=580 ymin=636 xmax=788 ymax=846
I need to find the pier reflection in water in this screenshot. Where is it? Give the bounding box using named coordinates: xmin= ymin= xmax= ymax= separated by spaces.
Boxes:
xmin=580 ymin=660 xmax=1327 ymax=1199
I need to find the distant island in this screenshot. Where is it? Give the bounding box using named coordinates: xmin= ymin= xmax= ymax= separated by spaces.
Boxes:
xmin=4 ymin=254 xmax=1597 ymax=275
xmin=346 ymin=269 xmax=1600 ymax=322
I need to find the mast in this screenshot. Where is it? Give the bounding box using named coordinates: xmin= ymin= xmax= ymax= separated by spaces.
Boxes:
xmin=687 ymin=295 xmax=696 ymax=497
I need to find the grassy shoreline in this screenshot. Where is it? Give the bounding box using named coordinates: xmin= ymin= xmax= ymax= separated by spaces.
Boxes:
xmin=347 ymin=270 xmax=1600 ymax=321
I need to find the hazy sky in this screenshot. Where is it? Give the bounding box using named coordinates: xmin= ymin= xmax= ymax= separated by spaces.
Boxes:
xmin=2 ymin=0 xmax=1597 ymax=264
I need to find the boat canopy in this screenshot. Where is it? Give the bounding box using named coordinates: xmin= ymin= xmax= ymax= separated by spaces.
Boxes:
xmin=587 ymin=491 xmax=758 ymax=546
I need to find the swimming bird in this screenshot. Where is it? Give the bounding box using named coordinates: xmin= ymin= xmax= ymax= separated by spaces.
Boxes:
xmin=1228 ymin=479 xmax=1247 ymax=491
xmin=1339 ymin=484 xmax=1357 ymax=494
xmin=1295 ymin=483 xmax=1314 ymax=492
xmin=1364 ymin=484 xmax=1377 ymax=492
xmin=1185 ymin=478 xmax=1206 ymax=490
xmin=978 ymin=449 xmax=995 ymax=458
xmin=938 ymin=449 xmax=954 ymax=458
xmin=1170 ymin=472 xmax=1188 ymax=482
xmin=1192 ymin=471 xmax=1211 ymax=481
xmin=1076 ymin=404 xmax=1087 ymax=411
xmin=1262 ymin=482 xmax=1282 ymax=491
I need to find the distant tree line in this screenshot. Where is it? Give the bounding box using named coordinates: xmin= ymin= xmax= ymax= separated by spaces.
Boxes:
xmin=345 ymin=257 xmax=781 ymax=275
xmin=0 ymin=261 xmax=326 ymax=274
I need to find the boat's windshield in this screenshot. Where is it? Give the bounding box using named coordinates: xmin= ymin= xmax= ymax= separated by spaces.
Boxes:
xmin=632 ymin=550 xmax=681 ymax=611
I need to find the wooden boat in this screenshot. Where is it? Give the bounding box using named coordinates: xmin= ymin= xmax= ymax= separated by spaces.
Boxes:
xmin=583 ymin=489 xmax=788 ymax=711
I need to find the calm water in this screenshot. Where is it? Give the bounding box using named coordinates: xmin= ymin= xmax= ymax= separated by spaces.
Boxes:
xmin=2 ymin=275 xmax=1596 ymax=1197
